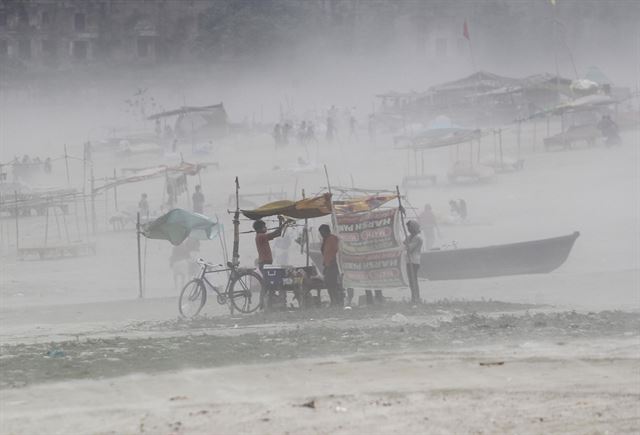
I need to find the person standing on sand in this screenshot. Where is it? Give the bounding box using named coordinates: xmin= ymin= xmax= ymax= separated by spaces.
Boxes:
xmin=138 ymin=193 xmax=149 ymax=218
xmin=255 ymin=218 xmax=286 ymax=306
xmin=403 ymin=220 xmax=423 ymax=304
xmin=418 ymin=204 xmax=439 ymax=250
xmin=192 ymin=185 xmax=205 ymax=214
xmin=319 ymin=224 xmax=342 ymax=307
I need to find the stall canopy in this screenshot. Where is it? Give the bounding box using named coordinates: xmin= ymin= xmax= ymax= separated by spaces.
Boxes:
xmin=241 ymin=193 xmax=398 ymax=220
xmin=333 ymin=194 xmax=396 ymax=214
xmin=242 ymin=193 xmax=332 ymax=220
xmin=142 ymin=208 xmax=220 ymax=245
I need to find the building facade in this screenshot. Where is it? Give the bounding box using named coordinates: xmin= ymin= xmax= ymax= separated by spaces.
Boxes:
xmin=0 ymin=0 xmax=209 ymax=70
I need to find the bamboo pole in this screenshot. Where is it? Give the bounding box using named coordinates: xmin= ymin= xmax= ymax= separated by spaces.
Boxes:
xmin=104 ymin=177 xmax=108 ymax=229
xmin=90 ymin=167 xmax=96 ymax=234
xmin=113 ymin=169 xmax=118 ymax=211
xmin=14 ymin=191 xmax=19 ymax=254
xmin=64 ymin=144 xmax=70 ymax=187
xmin=136 ymin=212 xmax=143 ymax=298
xmin=302 ymin=189 xmax=309 ymax=267
xmin=61 ymin=198 xmax=70 ymax=244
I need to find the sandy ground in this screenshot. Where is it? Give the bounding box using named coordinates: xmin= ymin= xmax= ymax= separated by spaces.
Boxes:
xmin=1 ymin=307 xmax=639 ymax=434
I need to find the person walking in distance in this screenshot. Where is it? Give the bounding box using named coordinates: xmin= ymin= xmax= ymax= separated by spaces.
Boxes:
xmin=319 ymin=224 xmax=343 ymax=307
xmin=418 ymin=203 xmax=439 ymax=250
xmin=138 ymin=193 xmax=150 ymax=219
xmin=192 ymin=185 xmax=205 ymax=214
xmin=403 ymin=220 xmax=423 ymax=304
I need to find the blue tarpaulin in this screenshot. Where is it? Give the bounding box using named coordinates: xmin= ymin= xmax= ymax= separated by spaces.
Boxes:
xmin=141 ymin=209 xmax=220 ymax=245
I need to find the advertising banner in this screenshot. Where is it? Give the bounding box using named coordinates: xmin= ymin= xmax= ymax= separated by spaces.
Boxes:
xmin=336 ymin=208 xmax=407 ymax=288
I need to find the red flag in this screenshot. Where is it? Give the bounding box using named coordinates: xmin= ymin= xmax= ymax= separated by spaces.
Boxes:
xmin=463 ymin=20 xmax=470 ymax=40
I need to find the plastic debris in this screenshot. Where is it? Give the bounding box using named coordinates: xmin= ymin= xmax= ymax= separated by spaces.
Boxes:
xmin=391 ymin=313 xmax=408 ymax=323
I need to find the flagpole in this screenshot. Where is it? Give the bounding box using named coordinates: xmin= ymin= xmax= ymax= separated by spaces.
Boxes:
xmin=464 ymin=19 xmax=476 ymax=72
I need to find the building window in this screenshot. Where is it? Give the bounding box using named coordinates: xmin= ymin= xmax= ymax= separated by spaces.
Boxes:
xmin=41 ymin=11 xmax=51 ymax=26
xmin=435 ymin=38 xmax=447 ymax=58
xmin=72 ymin=40 xmax=88 ymax=59
xmin=18 ymin=8 xmax=28 ymax=25
xmin=0 ymin=11 xmax=7 ymax=27
xmin=0 ymin=40 xmax=8 ymax=57
xmin=74 ymin=13 xmax=86 ymax=32
xmin=137 ymin=37 xmax=151 ymax=58
xmin=457 ymin=38 xmax=465 ymax=55
xmin=18 ymin=39 xmax=31 ymax=59
xmin=42 ymin=39 xmax=56 ymax=56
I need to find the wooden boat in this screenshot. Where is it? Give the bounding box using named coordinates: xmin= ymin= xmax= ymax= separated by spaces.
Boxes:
xmin=420 ymin=232 xmax=579 ymax=280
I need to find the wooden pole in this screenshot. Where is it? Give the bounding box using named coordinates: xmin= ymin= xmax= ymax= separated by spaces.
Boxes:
xmin=61 ymin=198 xmax=70 ymax=244
xmin=302 ymin=189 xmax=309 ymax=267
xmin=90 ymin=167 xmax=96 ymax=234
xmin=82 ymin=147 xmax=87 ymax=195
xmin=323 ymin=165 xmax=341 ymax=277
xmin=517 ymin=121 xmax=522 ymax=160
xmin=64 ymin=144 xmax=70 ymax=187
xmin=499 ymin=129 xmax=504 ymax=166
xmin=136 ymin=212 xmax=143 ymax=298
xmin=113 ymin=168 xmax=118 ymax=211
xmin=104 ymin=176 xmax=108 ymax=228
xmin=232 ymin=177 xmax=240 ymax=267
xmin=396 ymin=185 xmax=408 ymax=239
xmin=53 ymin=200 xmax=61 ymax=240
xmin=73 ymin=193 xmax=81 ymax=241
xmin=14 ymin=190 xmax=19 ymax=254
xmin=82 ymin=190 xmax=90 ymax=239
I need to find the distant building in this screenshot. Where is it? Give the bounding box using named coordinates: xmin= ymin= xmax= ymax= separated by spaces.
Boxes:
xmin=0 ymin=0 xmax=209 ymax=70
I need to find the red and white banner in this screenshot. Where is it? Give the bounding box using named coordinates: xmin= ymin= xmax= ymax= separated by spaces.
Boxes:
xmin=336 ymin=208 xmax=407 ymax=288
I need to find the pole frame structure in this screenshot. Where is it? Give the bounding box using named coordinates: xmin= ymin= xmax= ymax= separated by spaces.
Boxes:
xmin=137 ymin=212 xmax=143 ymax=298
xmin=232 ymin=177 xmax=240 ymax=267
xmin=64 ymin=144 xmax=70 ymax=187
xmin=90 ymin=166 xmax=96 ymax=234
xmin=13 ymin=190 xmax=19 ymax=254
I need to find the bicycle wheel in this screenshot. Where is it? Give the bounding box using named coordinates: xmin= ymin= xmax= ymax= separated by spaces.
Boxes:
xmin=229 ymin=269 xmax=264 ymax=313
xmin=179 ymin=279 xmax=207 ymax=318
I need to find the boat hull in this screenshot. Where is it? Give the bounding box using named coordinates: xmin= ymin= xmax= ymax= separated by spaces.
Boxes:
xmin=420 ymin=232 xmax=579 ymax=280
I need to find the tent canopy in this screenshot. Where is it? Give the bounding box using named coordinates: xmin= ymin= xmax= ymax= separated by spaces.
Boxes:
xmin=241 ymin=193 xmax=398 ymax=220
xmin=242 ymin=193 xmax=332 ymax=220
xmin=142 ymin=208 xmax=220 ymax=245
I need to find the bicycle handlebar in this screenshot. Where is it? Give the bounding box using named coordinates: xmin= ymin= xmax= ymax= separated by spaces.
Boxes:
xmin=196 ymin=258 xmax=223 ymax=268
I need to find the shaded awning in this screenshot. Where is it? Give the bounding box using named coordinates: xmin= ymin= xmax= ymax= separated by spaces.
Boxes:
xmin=333 ymin=194 xmax=397 ymax=214
xmin=142 ymin=209 xmax=220 ymax=245
xmin=242 ymin=193 xmax=332 ymax=220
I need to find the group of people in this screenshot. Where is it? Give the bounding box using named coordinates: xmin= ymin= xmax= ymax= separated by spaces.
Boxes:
xmin=273 ymin=121 xmax=317 ymax=148
xmin=253 ymin=218 xmax=343 ymax=307
xmin=252 ymin=214 xmax=425 ymax=307
xmin=11 ymin=155 xmax=53 ymax=181
xmin=137 ymin=184 xmax=206 ymax=219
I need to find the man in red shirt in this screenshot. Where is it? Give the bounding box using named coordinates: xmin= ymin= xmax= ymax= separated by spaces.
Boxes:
xmin=253 ymin=219 xmax=282 ymax=271
xmin=319 ymin=224 xmax=343 ymax=307
xmin=254 ymin=218 xmax=286 ymax=307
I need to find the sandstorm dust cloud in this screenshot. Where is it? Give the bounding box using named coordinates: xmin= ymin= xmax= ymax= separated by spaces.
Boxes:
xmin=0 ymin=1 xmax=639 ymax=434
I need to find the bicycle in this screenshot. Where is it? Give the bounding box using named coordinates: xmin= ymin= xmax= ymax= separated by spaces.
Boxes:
xmin=178 ymin=258 xmax=265 ymax=318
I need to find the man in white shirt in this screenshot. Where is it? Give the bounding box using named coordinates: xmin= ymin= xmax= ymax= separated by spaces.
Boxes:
xmin=404 ymin=220 xmax=423 ymax=304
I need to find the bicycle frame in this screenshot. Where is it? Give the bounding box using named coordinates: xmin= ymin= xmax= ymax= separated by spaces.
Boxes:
xmin=194 ymin=260 xmax=256 ymax=306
